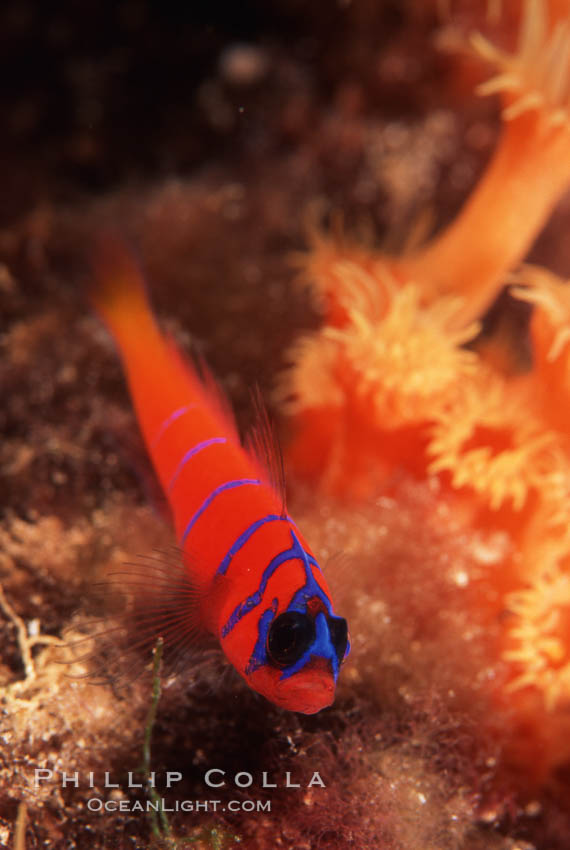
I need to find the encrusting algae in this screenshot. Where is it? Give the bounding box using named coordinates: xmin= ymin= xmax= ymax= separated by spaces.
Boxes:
xmin=278 ymin=0 xmax=570 ymax=781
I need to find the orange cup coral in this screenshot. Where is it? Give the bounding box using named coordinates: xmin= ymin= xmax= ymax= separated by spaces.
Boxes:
xmin=277 ymin=0 xmax=570 ymax=780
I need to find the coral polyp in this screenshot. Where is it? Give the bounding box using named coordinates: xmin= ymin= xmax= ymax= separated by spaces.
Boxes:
xmin=472 ymin=0 xmax=570 ymax=125
xmin=426 ymin=370 xmax=555 ymax=511
xmin=279 ymin=253 xmax=480 ymax=497
xmin=504 ymin=559 xmax=570 ymax=710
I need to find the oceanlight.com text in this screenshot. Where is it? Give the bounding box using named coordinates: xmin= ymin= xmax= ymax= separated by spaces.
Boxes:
xmin=87 ymin=797 xmax=271 ymax=813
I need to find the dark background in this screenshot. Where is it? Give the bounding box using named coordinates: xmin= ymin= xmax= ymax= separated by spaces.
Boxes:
xmin=0 ymin=0 xmax=418 ymax=225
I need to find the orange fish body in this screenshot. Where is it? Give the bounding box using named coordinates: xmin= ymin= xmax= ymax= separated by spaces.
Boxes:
xmin=91 ymin=238 xmax=349 ymax=713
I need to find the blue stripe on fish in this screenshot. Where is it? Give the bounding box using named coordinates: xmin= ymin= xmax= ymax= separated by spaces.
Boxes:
xmin=152 ymin=403 xmax=197 ymax=448
xmin=180 ymin=478 xmax=262 ymax=544
xmin=245 ymin=599 xmax=279 ymax=675
xmin=216 ymin=514 xmax=295 ymax=577
xmin=279 ymin=611 xmax=340 ymax=680
xmin=221 ymin=529 xmax=329 ymax=639
xmin=168 ymin=437 xmax=227 ymax=492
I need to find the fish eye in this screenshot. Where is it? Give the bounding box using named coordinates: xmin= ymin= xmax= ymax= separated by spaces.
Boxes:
xmin=328 ymin=616 xmax=349 ymax=663
xmin=267 ymin=611 xmax=315 ymax=668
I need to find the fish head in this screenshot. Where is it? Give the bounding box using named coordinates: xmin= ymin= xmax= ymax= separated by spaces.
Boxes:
xmin=245 ymin=608 xmax=350 ymax=714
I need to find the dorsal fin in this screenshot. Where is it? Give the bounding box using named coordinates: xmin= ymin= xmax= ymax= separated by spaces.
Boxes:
xmin=245 ymin=386 xmax=287 ymax=517
xmin=163 ymin=336 xmax=240 ymax=444
xmin=193 ymin=350 xmax=241 ymax=443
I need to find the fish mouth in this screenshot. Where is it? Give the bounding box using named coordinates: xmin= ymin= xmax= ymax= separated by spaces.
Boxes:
xmin=275 ymin=669 xmax=335 ymax=714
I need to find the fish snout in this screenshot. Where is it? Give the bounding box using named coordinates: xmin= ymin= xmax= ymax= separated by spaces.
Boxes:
xmin=277 ymin=666 xmax=335 ymax=714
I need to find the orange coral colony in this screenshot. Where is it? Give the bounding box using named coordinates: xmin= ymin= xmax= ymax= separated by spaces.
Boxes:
xmin=277 ymin=0 xmax=570 ymax=780
xmin=406 ymin=0 xmax=570 ymax=327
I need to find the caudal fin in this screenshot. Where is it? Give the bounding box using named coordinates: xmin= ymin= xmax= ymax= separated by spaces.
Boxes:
xmin=89 ymin=231 xmax=156 ymax=345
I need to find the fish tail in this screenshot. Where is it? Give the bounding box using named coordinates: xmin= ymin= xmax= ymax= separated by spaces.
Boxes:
xmin=89 ymin=231 xmax=159 ymax=351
